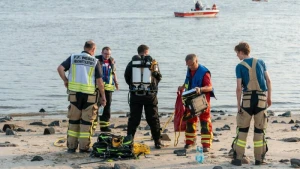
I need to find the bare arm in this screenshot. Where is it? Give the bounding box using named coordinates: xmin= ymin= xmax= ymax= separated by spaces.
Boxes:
xmin=57 ymin=65 xmax=68 ymax=88
xmin=236 ymin=78 xmax=242 ymax=113
xmin=113 ymin=73 xmax=119 ymax=90
xmin=265 ymin=71 xmax=272 ymax=107
xmin=96 ymin=78 xmax=107 ymax=106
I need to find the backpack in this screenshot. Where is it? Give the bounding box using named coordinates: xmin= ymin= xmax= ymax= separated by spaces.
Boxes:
xmin=91 ymin=133 xmax=135 ymax=159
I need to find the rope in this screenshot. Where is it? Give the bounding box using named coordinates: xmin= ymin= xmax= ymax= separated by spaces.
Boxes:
xmin=174 ymin=115 xmax=184 ymax=146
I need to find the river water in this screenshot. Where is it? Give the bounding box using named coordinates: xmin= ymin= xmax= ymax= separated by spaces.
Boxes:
xmin=1 ymin=0 xmax=300 ymax=115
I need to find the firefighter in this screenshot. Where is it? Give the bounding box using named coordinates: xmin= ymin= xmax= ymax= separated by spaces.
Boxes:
xmin=178 ymin=54 xmax=215 ymax=152
xmin=124 ymin=44 xmax=163 ymax=149
xmin=95 ymin=47 xmax=119 ymax=132
xmin=231 ymin=42 xmax=272 ymax=166
xmin=57 ymin=40 xmax=106 ymax=153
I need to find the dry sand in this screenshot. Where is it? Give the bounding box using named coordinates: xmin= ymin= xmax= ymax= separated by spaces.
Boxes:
xmin=0 ymin=113 xmax=299 ymax=169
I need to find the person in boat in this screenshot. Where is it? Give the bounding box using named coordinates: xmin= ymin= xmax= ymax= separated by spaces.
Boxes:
xmin=178 ymin=54 xmax=215 ymax=152
xmin=195 ymin=1 xmax=203 ymax=11
xmin=231 ymin=42 xmax=272 ymax=166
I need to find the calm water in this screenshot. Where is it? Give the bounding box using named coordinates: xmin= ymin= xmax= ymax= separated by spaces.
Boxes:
xmin=1 ymin=0 xmax=300 ymax=115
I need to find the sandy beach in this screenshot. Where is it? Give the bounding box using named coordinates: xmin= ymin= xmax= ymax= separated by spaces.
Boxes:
xmin=0 ymin=112 xmax=299 ymax=169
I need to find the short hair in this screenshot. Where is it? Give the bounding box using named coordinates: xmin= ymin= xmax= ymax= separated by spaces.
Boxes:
xmin=84 ymin=40 xmax=96 ymax=50
xmin=102 ymin=46 xmax=111 ymax=52
xmin=185 ymin=54 xmax=197 ymax=62
xmin=137 ymin=44 xmax=149 ymax=55
xmin=234 ymin=42 xmax=250 ymax=55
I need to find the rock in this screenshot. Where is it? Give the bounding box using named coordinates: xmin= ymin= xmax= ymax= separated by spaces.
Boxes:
xmin=291 ymin=159 xmax=300 ymax=168
xmin=144 ymin=132 xmax=150 ymax=136
xmin=98 ymin=163 xmax=113 ymax=169
xmin=16 ymin=128 xmax=26 ymax=132
xmin=295 ymin=124 xmax=300 ymax=128
xmin=62 ymin=120 xmax=67 ymax=122
xmin=213 ymin=132 xmax=222 ymax=136
xmin=29 ymin=122 xmax=47 ymax=126
xmin=31 ymin=156 xmax=44 ymax=161
xmin=26 ymin=129 xmax=36 ymax=132
xmin=247 ymin=145 xmax=251 ymax=149
xmin=289 ymin=120 xmax=295 ymax=124
xmin=2 ymin=124 xmax=16 ymax=132
xmin=44 ymin=127 xmax=55 ymax=135
xmin=114 ymin=163 xmax=131 ymax=169
xmin=0 ymin=116 xmax=12 ymax=122
xmin=219 ymin=148 xmax=227 ymax=151
xmin=6 ymin=128 xmax=15 ymax=135
xmin=109 ymin=124 xmax=115 ymax=128
xmin=291 ymin=127 xmax=298 ymax=131
xmin=296 ymin=120 xmax=300 ymax=123
xmin=115 ymin=124 xmax=127 ymax=129
xmin=213 ymin=138 xmax=220 ymax=142
xmin=266 ymin=137 xmax=271 ymax=139
xmin=228 ymin=114 xmax=233 ymax=116
xmin=272 ymin=120 xmax=278 ymax=123
xmin=267 ymin=110 xmax=275 ymax=116
xmin=144 ymin=125 xmax=151 ymax=130
xmin=212 ymin=166 xmax=222 ymax=169
xmin=39 ymin=108 xmax=46 ymax=113
xmin=163 ymin=129 xmax=168 ymax=133
xmin=220 ymin=112 xmax=226 ymax=115
xmin=282 ymin=137 xmax=300 ymax=142
xmin=0 ymin=142 xmax=18 ymax=147
xmin=215 ymin=117 xmax=222 ymax=120
xmin=48 ymin=121 xmax=60 ymax=127
xmin=279 ymin=159 xmax=289 ymax=163
xmin=221 ymin=125 xmax=230 ymax=130
xmin=216 ymin=128 xmax=222 ymax=131
xmin=280 ymin=111 xmax=291 ymax=117
xmin=242 ymin=156 xmax=250 ymax=164
xmin=281 ymin=121 xmax=286 ymax=124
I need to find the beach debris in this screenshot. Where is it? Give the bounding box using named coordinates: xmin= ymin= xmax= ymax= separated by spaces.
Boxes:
xmin=289 ymin=120 xmax=295 ymax=124
xmin=173 ymin=149 xmax=186 ymax=156
xmin=279 ymin=111 xmax=291 ymax=117
xmin=279 ymin=159 xmax=289 ymax=163
xmin=0 ymin=116 xmax=13 ymax=122
xmin=267 ymin=110 xmax=275 ymax=116
xmin=39 ymin=108 xmax=46 ymax=113
xmin=212 ymin=166 xmax=223 ymax=169
xmin=48 ymin=120 xmax=60 ymax=126
xmin=5 ymin=128 xmax=15 ymax=135
xmin=291 ymin=159 xmax=300 ymax=168
xmin=29 ymin=122 xmax=47 ymax=126
xmin=0 ymin=142 xmax=18 ymax=147
xmin=282 ymin=137 xmax=300 ymax=142
xmin=44 ymin=127 xmax=55 ymax=135
xmin=31 ymin=156 xmax=44 ymax=161
xmin=272 ymin=120 xmax=278 ymax=123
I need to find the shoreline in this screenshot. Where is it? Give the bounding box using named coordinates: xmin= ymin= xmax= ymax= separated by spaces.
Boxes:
xmin=0 ymin=113 xmax=300 ymax=168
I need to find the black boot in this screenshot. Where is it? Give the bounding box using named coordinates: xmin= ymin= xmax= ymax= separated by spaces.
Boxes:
xmin=154 ymin=139 xmax=163 ymax=149
xmin=231 ymin=159 xmax=242 ymax=166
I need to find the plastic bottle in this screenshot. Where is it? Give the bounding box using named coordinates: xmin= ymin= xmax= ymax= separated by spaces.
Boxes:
xmin=195 ymin=146 xmax=204 ymax=163
xmin=98 ymin=106 xmax=104 ymax=116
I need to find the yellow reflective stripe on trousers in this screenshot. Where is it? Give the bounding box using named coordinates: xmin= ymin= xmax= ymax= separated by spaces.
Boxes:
xmin=100 ymin=121 xmax=109 ymax=127
xmin=254 ymin=140 xmax=266 ymax=147
xmin=88 ymin=67 xmax=94 ymax=85
xmin=235 ymin=139 xmax=246 ymax=147
xmin=79 ymin=132 xmax=91 ymax=138
xmin=201 ymin=140 xmax=212 ymax=144
xmin=72 ymin=64 xmax=76 ymax=82
xmin=185 ymin=132 xmax=197 ymax=137
xmin=186 ymin=137 xmax=195 ymax=141
xmin=68 ymin=130 xmax=79 ymax=138
xmin=201 ymin=134 xmax=212 ymax=139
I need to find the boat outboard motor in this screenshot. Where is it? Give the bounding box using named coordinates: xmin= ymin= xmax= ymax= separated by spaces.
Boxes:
xmin=131 ymin=55 xmax=152 ymax=95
